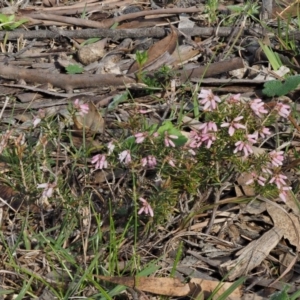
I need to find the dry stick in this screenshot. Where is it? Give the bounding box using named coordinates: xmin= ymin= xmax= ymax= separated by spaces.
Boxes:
xmin=0 ymin=27 xmax=238 ymax=40
xmin=27 ymin=6 xmax=205 ymax=29
xmin=176 ymin=57 xmax=244 ymax=81
xmin=1 ymin=26 xmax=265 ymax=41
xmin=205 ymin=181 xmax=233 ymax=235
xmin=27 ymin=0 xmax=136 ymax=15
xmin=0 ymin=63 xmax=136 ymax=92
xmin=0 ymin=57 xmax=244 ymax=92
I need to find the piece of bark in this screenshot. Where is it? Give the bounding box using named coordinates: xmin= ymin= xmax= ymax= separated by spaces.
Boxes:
xmin=219 ymin=227 xmax=284 ymax=280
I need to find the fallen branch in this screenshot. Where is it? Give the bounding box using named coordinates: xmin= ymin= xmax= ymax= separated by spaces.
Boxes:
xmin=0 ymin=27 xmax=262 ymax=41
xmin=0 ymin=58 xmax=244 ymax=92
xmin=26 ymin=6 xmax=204 ymax=29
xmin=0 ymin=63 xmax=136 ymax=92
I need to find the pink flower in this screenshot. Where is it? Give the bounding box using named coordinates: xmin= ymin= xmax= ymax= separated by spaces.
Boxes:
xmin=37 ymin=182 xmax=56 ymax=198
xmin=164 ymin=132 xmax=178 ymax=147
xmin=227 ymin=93 xmax=241 ymax=104
xmin=33 ymin=109 xmax=46 ymax=128
xmin=198 ymin=89 xmax=221 ymax=111
xmin=247 ymin=133 xmax=258 ymax=144
xmin=141 ymin=155 xmax=157 ymax=168
xmin=168 ymin=158 xmax=176 ymax=167
xmin=221 ymin=116 xmax=246 ymax=136
xmin=188 ymin=131 xmax=202 ymax=148
xmin=139 ymin=109 xmax=150 ymax=114
xmin=33 ymin=117 xmax=41 ymax=128
xmin=74 ymin=99 xmax=89 ymax=116
xmin=262 ymin=167 xmax=273 ymax=175
xmin=201 ymin=133 xmax=216 ymax=149
xmin=257 ymin=127 xmax=271 ymax=138
xmin=91 ymin=154 xmax=107 ymax=170
xmin=188 ymin=149 xmax=196 ymax=155
xmin=198 ymin=121 xmax=218 ymax=133
xmin=119 ymin=150 xmax=131 ymax=165
xmin=138 ymin=197 xmax=154 ymax=217
xmin=250 ymin=99 xmax=268 ymax=117
xmin=279 ymin=186 xmax=292 ymax=202
xmin=107 ymin=141 xmax=115 ymax=155
xmin=234 ymin=140 xmax=253 ymax=157
xmin=269 ymin=150 xmax=284 ymax=167
xmin=135 ymin=132 xmax=147 ymax=144
xmin=275 ymin=102 xmax=290 ymax=118
xmin=269 ymin=173 xmax=288 ymax=189
xmin=246 ymin=172 xmax=267 ymax=186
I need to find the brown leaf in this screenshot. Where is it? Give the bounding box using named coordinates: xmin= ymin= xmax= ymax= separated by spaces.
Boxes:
xmin=220 ymin=227 xmax=284 ymax=280
xmin=279 ymin=252 xmax=294 ymax=281
xmin=94 ymin=276 xmax=241 ymax=298
xmin=266 ymin=202 xmax=300 ymax=249
xmin=172 ymin=44 xmax=201 ymax=66
xmin=71 ymin=135 xmax=102 ymax=151
xmin=77 ymin=38 xmax=108 ymax=65
xmin=236 ymin=172 xmax=256 ymax=196
xmin=73 ymin=102 xmax=104 ymax=135
xmin=128 ymin=24 xmax=178 ymax=73
xmin=272 ymin=0 xmax=300 ymax=18
xmin=0 ymin=184 xmax=17 ymax=202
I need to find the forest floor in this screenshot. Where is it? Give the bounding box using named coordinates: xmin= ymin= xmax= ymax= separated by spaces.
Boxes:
xmin=1 ymin=0 xmax=300 ymax=299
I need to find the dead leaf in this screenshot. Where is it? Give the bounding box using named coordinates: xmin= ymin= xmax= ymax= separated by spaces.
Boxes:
xmin=172 ymin=44 xmax=201 ymax=66
xmin=236 ymin=172 xmax=256 ymax=196
xmin=279 ymin=252 xmax=294 ymax=281
xmin=73 ymin=102 xmax=104 ymax=135
xmin=273 ymin=0 xmax=300 ymax=18
xmin=128 ymin=24 xmax=178 ymax=73
xmin=94 ymin=275 xmax=241 ymax=298
xmin=219 ymin=227 xmax=284 ymax=280
xmin=0 ymin=184 xmax=17 ymax=202
xmin=266 ymin=202 xmax=300 ymax=249
xmin=77 ymin=38 xmax=108 ymax=65
xmin=241 ymin=200 xmax=267 ymax=215
xmin=281 ymin=189 xmax=300 ymax=215
xmin=71 ymin=135 xmax=102 ymax=151
xmin=190 ymin=278 xmax=242 ymax=299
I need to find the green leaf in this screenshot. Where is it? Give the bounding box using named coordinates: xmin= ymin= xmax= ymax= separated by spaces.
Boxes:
xmin=110 ymin=22 xmax=119 ymax=29
xmin=263 ymin=75 xmax=300 ymax=97
xmin=157 ymin=121 xmax=188 ymax=147
xmin=269 ymin=286 xmax=290 ymax=300
xmin=226 ymin=5 xmax=243 ymax=12
xmin=0 ymin=14 xmax=9 ymax=23
xmin=65 ymin=64 xmax=84 ymax=74
xmin=80 ymin=37 xmax=100 ymax=47
xmin=136 ymin=50 xmax=148 ymax=67
xmin=259 ymin=41 xmax=282 ymax=71
xmin=0 ymin=14 xmax=28 ymax=30
xmin=123 ymin=136 xmax=136 ymax=149
xmin=108 ymin=92 xmax=128 ymax=111
xmin=157 ymin=121 xmax=174 ymax=133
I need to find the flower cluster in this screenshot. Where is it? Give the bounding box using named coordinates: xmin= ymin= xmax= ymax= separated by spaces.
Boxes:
xmin=84 ymin=88 xmax=293 ymax=218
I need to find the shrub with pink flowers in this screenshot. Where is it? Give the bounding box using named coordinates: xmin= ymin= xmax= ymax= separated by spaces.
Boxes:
xmin=89 ymin=89 xmax=292 ymax=221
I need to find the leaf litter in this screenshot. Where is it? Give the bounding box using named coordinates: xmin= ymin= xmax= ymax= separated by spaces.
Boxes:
xmin=0 ymin=0 xmax=300 ymax=299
